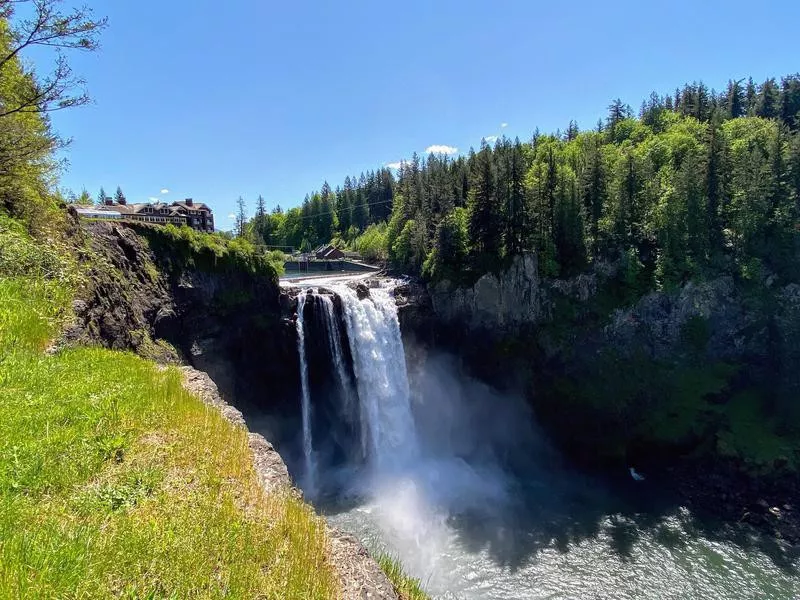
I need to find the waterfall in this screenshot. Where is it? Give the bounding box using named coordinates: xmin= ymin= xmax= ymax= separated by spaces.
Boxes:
xmin=294 ymin=281 xmax=418 ymax=490
xmin=295 ymin=292 xmax=316 ymax=495
xmin=318 ymin=294 xmax=360 ymax=449
xmin=334 ymin=284 xmax=419 ymax=472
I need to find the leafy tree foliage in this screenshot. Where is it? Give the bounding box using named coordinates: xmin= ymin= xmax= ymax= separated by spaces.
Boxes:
xmin=0 ymin=1 xmax=105 ymax=225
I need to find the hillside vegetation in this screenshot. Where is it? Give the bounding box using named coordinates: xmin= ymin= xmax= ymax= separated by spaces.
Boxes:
xmin=0 ymin=3 xmax=337 ymax=597
xmin=0 ymin=218 xmax=336 ymax=598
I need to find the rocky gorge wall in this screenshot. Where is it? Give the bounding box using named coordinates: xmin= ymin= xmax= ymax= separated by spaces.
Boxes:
xmin=67 ymin=220 xmax=302 ymax=437
xmin=398 ymin=253 xmax=800 ymax=477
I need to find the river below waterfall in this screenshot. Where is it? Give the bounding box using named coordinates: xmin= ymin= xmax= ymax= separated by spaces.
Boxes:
xmin=320 ymin=468 xmax=799 ymax=599
xmin=288 ymin=281 xmax=799 ymax=599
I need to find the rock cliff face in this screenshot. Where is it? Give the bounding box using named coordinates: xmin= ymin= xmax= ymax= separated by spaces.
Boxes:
xmin=429 ymin=254 xmax=545 ymax=329
xmin=69 ymin=221 xmax=301 ymax=432
xmin=416 ymin=251 xmax=800 ymax=366
xmin=399 ymin=252 xmax=800 ymax=476
xmin=399 ymin=258 xmax=800 ymax=542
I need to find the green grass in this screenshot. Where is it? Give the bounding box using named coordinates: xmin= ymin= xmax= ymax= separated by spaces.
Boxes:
xmin=0 ymin=276 xmax=336 ymax=598
xmin=376 ymin=553 xmax=430 ymax=600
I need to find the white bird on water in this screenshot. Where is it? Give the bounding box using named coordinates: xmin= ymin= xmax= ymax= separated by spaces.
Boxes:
xmin=629 ymin=467 xmax=646 ymax=482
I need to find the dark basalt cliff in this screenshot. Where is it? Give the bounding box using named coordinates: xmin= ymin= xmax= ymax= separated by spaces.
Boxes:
xmin=68 ymin=220 xmax=302 ymax=433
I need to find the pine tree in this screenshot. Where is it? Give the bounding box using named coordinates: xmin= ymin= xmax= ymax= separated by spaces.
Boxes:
xmin=780 ymin=75 xmax=800 ymax=129
xmin=580 ymin=135 xmax=607 ymax=256
xmin=425 ymin=207 xmax=469 ymax=279
xmin=97 ymin=186 xmax=107 ymax=205
xmin=745 ymin=78 xmax=758 ymax=115
xmin=554 ymin=168 xmax=586 ymax=274
xmin=318 ymin=182 xmax=334 ymax=242
xmin=253 ymin=194 xmax=267 ymax=244
xmin=607 ymin=99 xmax=631 ymax=140
xmin=789 ymin=131 xmax=800 ymax=206
xmin=696 ymin=82 xmax=710 ymax=121
xmin=611 ymin=151 xmax=639 ymax=248
xmin=566 ymin=120 xmax=579 ymax=141
xmin=679 ymin=84 xmax=695 ymax=117
xmin=352 ymin=177 xmax=369 ymax=232
xmin=706 ymin=121 xmax=726 ymax=255
xmin=726 ymin=79 xmax=745 ymax=119
xmin=641 ymin=92 xmax=665 ymax=129
xmin=235 ymin=196 xmax=247 ymax=238
xmin=756 ymin=78 xmax=780 ymax=119
xmin=682 ymin=149 xmax=708 ymax=272
xmin=504 ymin=139 xmax=527 ymax=255
xmin=764 ymin=127 xmax=792 ymax=275
xmin=114 ymin=186 xmax=126 ymax=205
xmin=467 ymin=143 xmax=501 ymax=260
xmin=338 ymin=179 xmax=353 ymax=237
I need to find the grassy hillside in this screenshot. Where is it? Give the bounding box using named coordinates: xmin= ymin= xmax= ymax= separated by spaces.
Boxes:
xmin=0 ymin=221 xmax=335 ymax=598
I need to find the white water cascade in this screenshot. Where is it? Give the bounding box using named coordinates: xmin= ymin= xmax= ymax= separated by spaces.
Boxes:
xmin=294 ymin=292 xmax=316 ymax=495
xmin=317 ymin=294 xmax=359 ymax=438
xmin=333 ymin=283 xmax=419 ymax=472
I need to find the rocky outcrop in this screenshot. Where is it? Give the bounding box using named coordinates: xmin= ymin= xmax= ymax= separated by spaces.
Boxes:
xmin=64 ymin=220 xmax=177 ymax=358
xmin=416 ymin=252 xmax=781 ymax=366
xmin=429 ymin=253 xmax=545 ymax=330
xmin=397 ymin=255 xmax=800 ymax=543
xmin=70 ymin=220 xmax=302 ymax=427
xmin=603 ymin=276 xmax=751 ymax=361
xmin=399 ymin=251 xmax=800 ymax=466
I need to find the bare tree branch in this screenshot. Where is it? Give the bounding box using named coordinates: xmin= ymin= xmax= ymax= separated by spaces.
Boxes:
xmin=0 ymin=0 xmax=106 ymax=117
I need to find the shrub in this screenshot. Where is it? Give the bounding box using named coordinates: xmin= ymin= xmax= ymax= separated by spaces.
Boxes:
xmin=0 ymin=215 xmax=75 ymax=282
xmin=133 ymin=223 xmax=282 ymax=277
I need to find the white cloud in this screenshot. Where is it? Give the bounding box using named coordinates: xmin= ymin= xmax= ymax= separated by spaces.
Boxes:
xmin=160 ymin=188 xmax=169 ymax=194
xmin=148 ymin=197 xmax=159 ymax=202
xmin=484 ymin=135 xmax=498 ymax=143
xmin=385 ymin=161 xmax=404 ymax=170
xmin=227 ymin=213 xmax=236 ymax=220
xmin=501 ymin=123 xmax=508 ymax=128
xmin=424 ymin=144 xmax=458 ymax=155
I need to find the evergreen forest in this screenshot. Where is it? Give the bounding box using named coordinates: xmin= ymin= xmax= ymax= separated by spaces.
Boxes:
xmin=248 ymin=75 xmax=800 ymax=293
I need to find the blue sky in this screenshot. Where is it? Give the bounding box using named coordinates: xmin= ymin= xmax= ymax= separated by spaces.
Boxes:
xmin=35 ymin=0 xmax=800 ymax=228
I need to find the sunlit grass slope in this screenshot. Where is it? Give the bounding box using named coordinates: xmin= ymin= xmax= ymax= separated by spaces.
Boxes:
xmin=0 ymin=271 xmax=335 ymax=598
xmin=376 ymin=553 xmax=430 ymax=600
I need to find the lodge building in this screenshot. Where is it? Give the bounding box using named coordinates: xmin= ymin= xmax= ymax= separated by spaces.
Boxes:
xmin=75 ymin=198 xmax=215 ymax=232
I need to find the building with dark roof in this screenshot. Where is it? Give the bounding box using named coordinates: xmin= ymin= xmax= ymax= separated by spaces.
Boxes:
xmin=314 ymin=244 xmax=345 ymax=260
xmin=96 ymin=198 xmax=215 ymax=232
